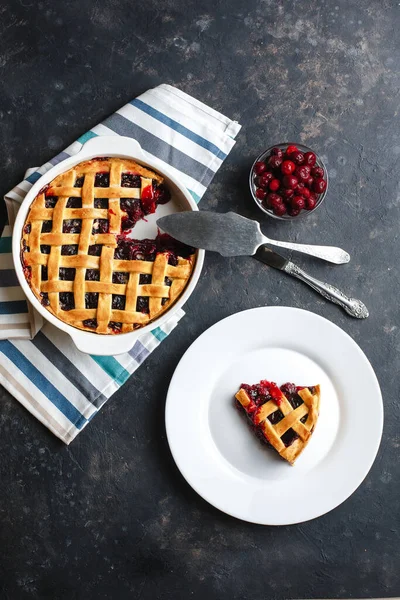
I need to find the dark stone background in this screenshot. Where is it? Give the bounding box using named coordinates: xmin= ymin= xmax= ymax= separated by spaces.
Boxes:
xmin=0 ymin=0 xmax=399 ymax=598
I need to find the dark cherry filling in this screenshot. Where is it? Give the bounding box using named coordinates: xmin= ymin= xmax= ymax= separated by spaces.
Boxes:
xmin=85 ymin=292 xmax=99 ymax=309
xmin=85 ymin=269 xmax=100 ymax=281
xmin=66 ymin=197 xmax=82 ymax=209
xmin=63 ymin=219 xmax=82 ymax=234
xmin=40 ymin=245 xmax=50 ymax=254
xmin=120 ymin=199 xmax=144 ymax=231
xmin=112 ymin=272 xmax=128 ymax=285
xmin=120 ymin=174 xmax=142 ymax=229
xmin=112 ymin=294 xmax=126 ymax=310
xmin=74 ymin=176 xmax=84 ymax=188
xmin=92 ymin=219 xmax=109 ymax=234
xmin=94 ymin=172 xmax=109 ymax=187
xmin=139 ymin=274 xmax=152 ymax=285
xmin=41 ymin=265 xmax=48 ymax=281
xmin=41 ymin=220 xmax=52 ymax=233
xmin=141 ymin=184 xmax=156 ymax=214
xmin=118 ymin=177 xmax=171 ymax=231
xmin=45 ymin=196 xmax=58 ymax=208
xmin=121 ymin=173 xmax=141 ymax=187
xmin=156 ymin=232 xmax=195 ymax=262
xmin=59 ymin=292 xmax=75 ymax=311
xmin=94 ymin=198 xmax=108 ymax=209
xmin=136 ymin=296 xmax=149 ymax=313
xmin=59 ymin=268 xmax=75 ymax=281
xmin=83 ymin=318 xmax=97 ymax=329
xmin=154 ymin=183 xmax=171 ymax=205
xmin=61 ymin=245 xmax=78 ymax=255
xmin=237 ymin=381 xmax=310 ymax=448
xmin=40 ymin=292 xmax=50 ymax=306
xmin=114 ymin=237 xmax=157 ymax=261
xmin=88 ymin=244 xmax=102 ymax=256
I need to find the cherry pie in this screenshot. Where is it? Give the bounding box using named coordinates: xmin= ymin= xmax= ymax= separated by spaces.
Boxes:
xmin=21 ymin=157 xmax=196 ymax=334
xmin=235 ymin=380 xmax=320 ymax=464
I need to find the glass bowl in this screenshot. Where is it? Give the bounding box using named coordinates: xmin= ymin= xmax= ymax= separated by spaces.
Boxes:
xmin=249 ymin=142 xmax=329 ymax=221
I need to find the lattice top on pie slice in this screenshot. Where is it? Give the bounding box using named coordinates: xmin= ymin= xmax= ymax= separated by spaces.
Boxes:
xmin=21 ymin=157 xmax=196 ymax=335
xmin=235 ymin=381 xmax=320 ymax=465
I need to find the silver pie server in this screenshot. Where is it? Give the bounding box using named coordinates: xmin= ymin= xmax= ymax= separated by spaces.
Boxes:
xmin=157 ymin=211 xmax=350 ymax=264
xmin=255 ymin=245 xmax=368 ymax=318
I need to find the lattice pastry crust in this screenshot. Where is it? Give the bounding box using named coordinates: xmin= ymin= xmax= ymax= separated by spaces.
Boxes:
xmin=21 ymin=158 xmax=195 ymax=334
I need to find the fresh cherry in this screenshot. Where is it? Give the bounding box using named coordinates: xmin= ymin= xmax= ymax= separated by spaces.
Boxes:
xmin=311 ymin=166 xmax=324 ymax=178
xmin=270 ymin=147 xmax=283 ymax=157
xmin=273 ymin=203 xmax=287 ymax=217
xmin=286 ymin=145 xmax=298 ymax=155
xmin=256 ymin=188 xmax=267 ymax=200
xmin=254 ymin=161 xmax=267 ymax=175
xmin=296 ymin=166 xmax=310 ymax=182
xmin=269 ymin=178 xmax=280 ymax=192
xmin=288 ymin=208 xmax=300 ymax=217
xmin=295 ymin=182 xmax=306 ymax=194
xmin=268 ymin=155 xmax=282 ymax=169
xmin=305 ymin=195 xmax=317 ymax=210
xmin=267 ymin=193 xmax=284 ymax=211
xmin=282 ymin=175 xmax=298 ymax=189
xmin=313 ymin=178 xmax=327 ymax=194
xmin=291 ymin=195 xmax=305 ymax=210
xmin=301 ymin=186 xmax=311 ymax=199
xmin=281 ymin=188 xmax=294 ymax=200
xmin=291 ymin=151 xmax=305 ymax=165
xmin=304 ymin=151 xmax=317 ymax=166
xmin=281 ymin=160 xmax=295 ymax=175
xmin=258 ymin=172 xmax=274 ymax=188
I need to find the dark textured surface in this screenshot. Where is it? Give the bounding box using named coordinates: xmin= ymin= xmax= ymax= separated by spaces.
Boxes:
xmin=0 ymin=0 xmax=399 ymax=598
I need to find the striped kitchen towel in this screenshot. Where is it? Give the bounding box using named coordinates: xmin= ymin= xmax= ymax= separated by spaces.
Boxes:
xmin=0 ymin=84 xmax=241 ymax=443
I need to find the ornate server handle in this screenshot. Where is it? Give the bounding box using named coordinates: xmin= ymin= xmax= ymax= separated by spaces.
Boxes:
xmin=285 ymin=263 xmax=369 ymax=319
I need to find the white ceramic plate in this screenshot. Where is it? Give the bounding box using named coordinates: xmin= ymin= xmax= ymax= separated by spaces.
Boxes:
xmin=165 ymin=307 xmax=383 ymax=525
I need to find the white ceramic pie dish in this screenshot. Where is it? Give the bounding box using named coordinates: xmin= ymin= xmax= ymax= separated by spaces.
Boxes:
xmin=12 ymin=136 xmax=204 ymax=355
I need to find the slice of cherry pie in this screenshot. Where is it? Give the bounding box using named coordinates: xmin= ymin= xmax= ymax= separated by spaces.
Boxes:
xmin=21 ymin=157 xmax=196 ymax=334
xmin=235 ymin=380 xmax=320 ymax=465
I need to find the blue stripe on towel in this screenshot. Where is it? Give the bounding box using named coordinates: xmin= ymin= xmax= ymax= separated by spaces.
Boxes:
xmin=0 ymin=237 xmax=12 ymax=253
xmin=90 ymin=355 xmax=130 ymax=386
xmin=0 ymin=300 xmax=28 ymax=314
xmin=104 ymin=113 xmax=216 ymax=186
xmin=32 ymin=332 xmax=106 ymax=408
xmin=151 ymin=327 xmax=168 ymax=342
xmin=131 ymin=98 xmax=227 ymax=159
xmin=77 ymin=131 xmax=98 ymax=145
xmin=26 ymin=172 xmax=42 ymax=184
xmin=0 ymin=341 xmax=87 ymax=428
xmin=0 ymin=269 xmax=20 ymax=287
xmin=188 ymin=190 xmax=200 ymax=204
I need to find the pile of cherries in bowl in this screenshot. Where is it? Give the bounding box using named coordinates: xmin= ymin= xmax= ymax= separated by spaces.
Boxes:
xmin=250 ymin=143 xmax=328 ymax=220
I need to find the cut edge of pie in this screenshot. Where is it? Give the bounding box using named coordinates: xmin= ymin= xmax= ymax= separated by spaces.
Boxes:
xmin=20 ymin=157 xmax=196 ymax=335
xmin=235 ymin=381 xmax=321 ymax=465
